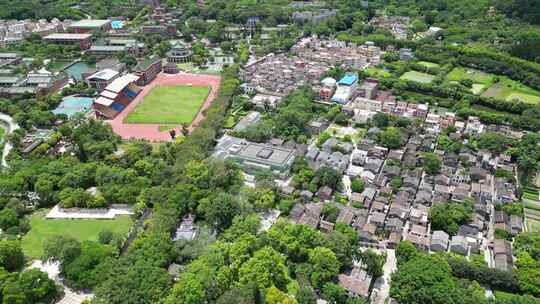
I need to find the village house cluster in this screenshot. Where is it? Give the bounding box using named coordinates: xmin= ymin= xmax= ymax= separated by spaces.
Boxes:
xmin=239 ymin=37 xmax=381 ymax=96
xmin=280 ymin=109 xmax=522 ymax=283
xmin=369 ymin=16 xmax=410 ymax=40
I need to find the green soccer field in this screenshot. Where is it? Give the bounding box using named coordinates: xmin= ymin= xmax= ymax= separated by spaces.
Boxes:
xmin=21 ymin=212 xmax=133 ymax=259
xmin=124 ymin=85 xmax=210 ymax=124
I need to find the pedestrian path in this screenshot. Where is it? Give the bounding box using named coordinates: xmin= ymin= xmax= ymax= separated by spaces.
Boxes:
xmin=0 ymin=112 xmax=19 ymax=168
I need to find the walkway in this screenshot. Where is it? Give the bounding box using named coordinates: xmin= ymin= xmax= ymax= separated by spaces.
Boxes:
xmin=45 ymin=204 xmax=134 ymax=219
xmin=109 ymin=72 xmax=221 ymax=141
xmin=0 ymin=112 xmax=20 ymax=168
xmin=29 ymin=260 xmax=94 ymax=304
xmin=371 ymin=249 xmax=397 ymax=304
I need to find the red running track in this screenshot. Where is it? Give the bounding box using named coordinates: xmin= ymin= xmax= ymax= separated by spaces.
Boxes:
xmin=109 ymin=72 xmax=221 ymax=142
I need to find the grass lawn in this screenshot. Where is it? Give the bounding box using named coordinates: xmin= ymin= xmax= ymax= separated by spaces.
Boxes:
xmin=119 ymin=140 xmax=166 ymax=153
xmin=526 ymin=218 xmax=540 ymax=232
xmin=364 ymin=67 xmax=392 ymax=78
xmin=124 ymin=85 xmax=210 ymax=124
xmin=524 ymin=199 xmax=540 ymax=212
xmin=471 ymin=83 xmax=486 ymax=94
xmin=482 ymin=77 xmax=540 ymax=104
xmin=326 ymin=124 xmax=364 ymax=143
xmin=0 ymin=126 xmax=5 ymax=143
xmin=493 ymin=290 xmax=535 ymax=302
xmin=417 ymin=61 xmax=440 ymax=69
xmin=223 ymin=115 xmax=237 ymax=129
xmin=524 ymin=206 xmax=540 ymax=228
xmin=446 ymin=67 xmax=494 ymax=85
xmin=21 ymin=212 xmax=133 ymax=259
xmin=47 ymin=59 xmax=72 ymax=72
xmin=400 ymin=71 xmax=435 ymax=84
xmin=470 ymin=105 xmax=520 ymax=119
xmin=524 ymin=191 xmax=539 ymax=200
xmin=506 ymin=92 xmax=540 ymax=104
xmin=176 ymin=63 xmax=222 ymax=75
xmin=177 ymin=62 xmax=195 ymax=71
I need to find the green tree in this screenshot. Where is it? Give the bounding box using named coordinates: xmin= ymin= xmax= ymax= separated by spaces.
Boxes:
xmin=98 ymin=230 xmax=114 ymax=245
xmin=43 ymin=235 xmax=81 ymax=265
xmin=430 ymin=202 xmax=472 ymax=236
xmin=308 ymin=247 xmax=340 ymax=288
xmin=477 ymin=132 xmax=512 ymax=153
xmin=266 ymin=221 xmax=324 ymax=262
xmin=296 ymin=287 xmax=317 ymax=304
xmin=515 ymin=251 xmax=540 ymax=296
xmin=390 ymin=254 xmax=468 ymax=304
xmin=34 ymin=173 xmax=56 ymax=205
xmin=378 ymin=127 xmax=401 ymax=149
xmin=3 ymin=268 xmax=60 ymax=304
xmin=359 ymin=249 xmax=384 ymax=279
xmin=239 ymin=246 xmax=290 ymax=291
xmin=0 ymin=240 xmax=25 ymax=272
xmin=350 ymin=178 xmax=365 ymax=193
xmin=323 ymin=225 xmax=357 ymax=269
xmin=322 ymin=282 xmax=347 ymax=304
xmin=221 ymin=214 xmax=260 ymax=242
xmin=315 ymin=166 xmax=341 ymax=190
xmin=395 ymin=241 xmax=417 ymax=265
xmin=197 ymin=193 xmax=241 ymax=231
xmin=422 ymin=152 xmax=441 ymax=175
xmin=165 ymin=272 xmax=205 ymax=304
xmin=244 ymin=187 xmax=276 ymax=210
xmin=0 ymin=208 xmax=20 ymax=232
xmin=372 ymin=113 xmax=391 ymax=128
xmin=95 ymin=261 xmax=172 ymax=304
xmin=265 ymin=286 xmax=298 ymax=304
xmin=62 ymin=241 xmax=114 ymax=289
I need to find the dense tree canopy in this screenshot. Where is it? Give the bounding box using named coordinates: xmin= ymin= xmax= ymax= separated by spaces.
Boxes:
xmin=430 ymin=201 xmax=473 ymax=235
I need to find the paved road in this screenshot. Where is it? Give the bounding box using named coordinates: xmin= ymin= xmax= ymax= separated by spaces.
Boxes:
xmin=372 ymin=249 xmax=397 ymax=304
xmin=0 ymin=112 xmax=19 ymax=168
xmin=342 ymin=175 xmax=352 ymax=199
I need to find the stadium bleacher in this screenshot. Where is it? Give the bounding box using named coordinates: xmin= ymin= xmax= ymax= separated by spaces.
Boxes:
xmin=110 ymin=102 xmax=126 ymax=112
xmin=93 ymin=74 xmax=140 ymax=119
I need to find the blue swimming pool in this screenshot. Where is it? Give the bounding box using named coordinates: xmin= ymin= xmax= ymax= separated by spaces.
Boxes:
xmin=52 ymin=96 xmax=93 ymax=118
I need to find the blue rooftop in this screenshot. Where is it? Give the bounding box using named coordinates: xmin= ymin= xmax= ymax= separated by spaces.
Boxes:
xmin=111 ymin=20 xmax=124 ymax=29
xmin=338 ymin=74 xmax=358 ymax=86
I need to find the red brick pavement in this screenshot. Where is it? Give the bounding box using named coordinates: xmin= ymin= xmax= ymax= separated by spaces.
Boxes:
xmin=109 ymin=72 xmax=221 ymax=141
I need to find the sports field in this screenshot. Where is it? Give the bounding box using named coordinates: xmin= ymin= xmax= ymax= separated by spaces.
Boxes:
xmin=446 ymin=67 xmax=494 ymax=85
xmin=124 ymin=85 xmax=210 ymax=124
xmin=364 ymin=67 xmax=392 ymax=78
xmin=482 ymin=78 xmax=540 ymax=104
xmin=21 ymin=212 xmax=133 ymax=258
xmin=400 ymin=71 xmax=435 ymax=83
